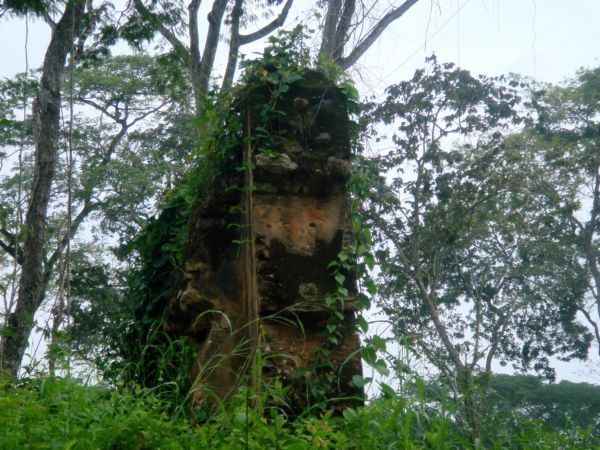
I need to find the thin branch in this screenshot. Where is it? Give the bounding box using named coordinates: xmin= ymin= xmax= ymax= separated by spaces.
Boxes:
xmin=77 ymin=98 xmax=122 ymax=122
xmin=0 ymin=233 xmax=23 ymax=264
xmin=42 ymin=10 xmax=57 ymax=30
xmin=485 ymin=314 xmax=509 ymax=372
xmin=133 ymin=0 xmax=188 ymax=56
xmin=339 ymin=0 xmax=421 ymax=69
xmin=239 ymin=0 xmax=294 ymax=45
xmin=579 ymin=306 xmax=600 ymax=357
xmin=38 ymin=199 xmax=99 ymax=312
xmin=569 ymin=215 xmax=585 ymax=236
xmin=45 ymin=200 xmax=98 ymax=273
xmin=414 ymin=276 xmax=465 ymax=372
xmin=123 ymin=100 xmax=170 ymax=129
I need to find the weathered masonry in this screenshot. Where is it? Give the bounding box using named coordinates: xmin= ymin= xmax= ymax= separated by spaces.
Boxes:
xmin=163 ymin=71 xmax=363 ymax=415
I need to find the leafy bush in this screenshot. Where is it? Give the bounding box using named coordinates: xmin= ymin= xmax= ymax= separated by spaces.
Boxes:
xmin=1 ymin=376 xmax=598 ymax=449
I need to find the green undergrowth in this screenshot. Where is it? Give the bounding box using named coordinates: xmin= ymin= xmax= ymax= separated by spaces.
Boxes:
xmin=1 ymin=376 xmax=597 ymax=449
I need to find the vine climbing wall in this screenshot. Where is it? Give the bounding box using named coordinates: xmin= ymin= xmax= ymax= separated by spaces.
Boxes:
xmin=163 ymin=71 xmax=363 ymax=416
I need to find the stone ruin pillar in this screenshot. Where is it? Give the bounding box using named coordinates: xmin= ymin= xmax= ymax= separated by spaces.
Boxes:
xmin=163 ymin=71 xmax=363 ymax=416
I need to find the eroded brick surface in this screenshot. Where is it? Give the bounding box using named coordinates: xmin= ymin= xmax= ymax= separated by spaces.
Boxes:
xmin=164 ymin=71 xmax=363 ymax=416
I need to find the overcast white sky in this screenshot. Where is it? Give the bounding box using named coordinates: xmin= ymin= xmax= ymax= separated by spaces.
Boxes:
xmin=360 ymin=0 xmax=600 ymax=92
xmin=2 ymin=1 xmax=599 ymax=86
xmin=1 ymin=0 xmax=600 ymax=383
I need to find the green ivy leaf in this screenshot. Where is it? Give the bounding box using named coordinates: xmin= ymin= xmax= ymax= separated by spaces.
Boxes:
xmin=372 ymin=335 xmax=386 ymax=351
xmin=342 ymin=407 xmax=357 ymax=420
xmin=365 ymin=279 xmax=377 ymax=295
xmin=358 ymin=315 xmax=369 ymax=333
xmin=352 ymin=374 xmax=371 ymax=388
xmin=334 ymin=273 xmax=345 ymax=285
xmin=372 ymin=360 xmax=390 ymax=377
xmin=362 ymin=347 xmax=376 ymax=365
xmin=380 ymin=382 xmax=397 ymax=398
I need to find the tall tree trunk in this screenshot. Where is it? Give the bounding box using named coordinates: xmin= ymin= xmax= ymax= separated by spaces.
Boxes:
xmin=318 ymin=0 xmax=421 ymax=69
xmin=194 ymin=0 xmax=228 ymax=118
xmin=221 ymin=0 xmax=244 ymax=92
xmin=319 ymin=0 xmax=343 ymax=61
xmin=1 ymin=1 xmax=84 ymax=379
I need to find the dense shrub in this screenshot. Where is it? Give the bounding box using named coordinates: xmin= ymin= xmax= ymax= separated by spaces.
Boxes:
xmin=1 ymin=377 xmax=598 ymax=449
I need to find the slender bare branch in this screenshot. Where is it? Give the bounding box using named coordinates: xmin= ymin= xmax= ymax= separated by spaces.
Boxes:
xmin=579 ymin=306 xmax=600 ymax=357
xmin=44 ymin=201 xmax=98 ymax=274
xmin=0 ymin=231 xmax=23 ymax=264
xmin=485 ymin=313 xmax=509 ymax=372
xmin=339 ymin=0 xmax=421 ymax=69
xmin=239 ymin=0 xmax=294 ymax=45
xmin=414 ymin=276 xmax=465 ymax=372
xmin=42 ymin=10 xmax=57 ymax=30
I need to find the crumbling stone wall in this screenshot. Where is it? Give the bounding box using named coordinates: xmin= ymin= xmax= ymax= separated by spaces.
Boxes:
xmin=164 ymin=71 xmax=363 ymax=415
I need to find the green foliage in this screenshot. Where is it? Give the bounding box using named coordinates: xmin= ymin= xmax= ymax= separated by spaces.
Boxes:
xmin=240 ymin=25 xmax=312 ymax=84
xmin=366 ymin=56 xmax=591 ymax=381
xmin=360 ymin=57 xmax=598 ymax=444
xmin=1 ymin=0 xmax=51 ymax=16
xmin=0 ymin=377 xmax=198 ymax=449
xmin=527 ymin=66 xmax=600 ymax=354
xmin=110 ymin=86 xmax=244 ymax=395
xmin=1 ymin=375 xmax=598 ymax=449
xmin=240 ymin=25 xmax=359 ymax=108
xmin=0 ymin=54 xmax=196 ymax=381
xmin=491 ymin=374 xmax=600 ymax=436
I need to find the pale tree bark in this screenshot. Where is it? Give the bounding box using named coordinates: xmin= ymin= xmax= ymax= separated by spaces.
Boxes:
xmin=133 ymin=0 xmax=422 ymax=114
xmin=0 ymin=81 xmax=169 ymax=377
xmin=1 ymin=0 xmax=85 ymax=379
xmin=134 ymin=0 xmax=294 ymax=117
xmin=319 ymin=0 xmax=343 ymax=60
xmin=222 ymin=0 xmax=294 ymax=91
xmin=195 ymin=0 xmax=228 ymax=111
xmin=319 ymin=0 xmax=421 ymax=69
xmin=221 ymin=0 xmax=244 ymax=92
